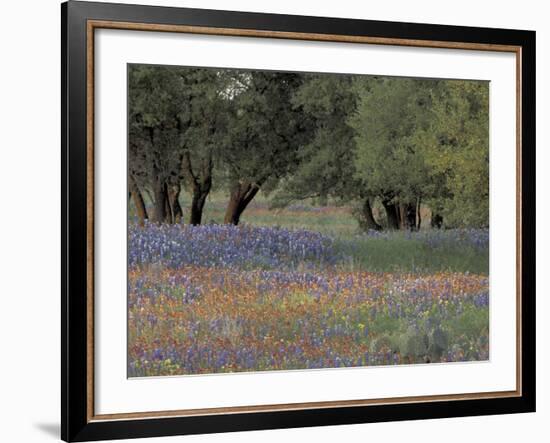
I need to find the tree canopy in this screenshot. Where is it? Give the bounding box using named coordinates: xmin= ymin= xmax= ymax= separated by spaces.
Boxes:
xmin=128 ymin=64 xmax=489 ymax=231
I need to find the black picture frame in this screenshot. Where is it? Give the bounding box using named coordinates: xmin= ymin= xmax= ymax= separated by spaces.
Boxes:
xmin=62 ymin=1 xmax=536 ymax=441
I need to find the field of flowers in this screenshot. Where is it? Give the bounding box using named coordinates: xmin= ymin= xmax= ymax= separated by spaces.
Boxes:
xmin=128 ymin=221 xmax=489 ymax=377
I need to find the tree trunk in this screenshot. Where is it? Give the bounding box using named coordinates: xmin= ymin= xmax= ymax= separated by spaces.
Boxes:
xmin=224 ymin=191 xmax=242 ymax=225
xmin=398 ymin=203 xmax=405 ymax=229
xmin=416 ymin=197 xmax=422 ymax=230
xmin=189 ymin=180 xmax=211 ymax=225
xmin=166 ymin=182 xmax=183 ymax=224
xmin=381 ymin=199 xmax=400 ymax=230
xmin=181 ymin=151 xmax=212 ymax=226
xmin=172 ymin=189 xmax=183 ymax=223
xmin=223 ymin=181 xmax=260 ymax=225
xmin=189 ymin=193 xmax=207 ymax=225
xmin=431 ymin=212 xmax=443 ymax=229
xmin=129 ymin=176 xmax=148 ymax=226
xmin=152 ymin=179 xmax=167 ymax=224
xmin=361 ymin=198 xmax=382 ymax=231
xmin=164 ymin=188 xmax=172 ymax=224
xmin=402 ymin=202 xmax=417 ymax=231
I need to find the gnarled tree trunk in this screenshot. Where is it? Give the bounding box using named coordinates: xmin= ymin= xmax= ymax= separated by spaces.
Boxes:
xmin=164 ymin=188 xmax=172 ymax=223
xmin=416 ymin=197 xmax=422 ymax=230
xmin=165 ymin=182 xmax=183 ymax=224
xmin=224 ymin=181 xmax=260 ymax=225
xmin=181 ymin=151 xmax=212 ymax=226
xmin=129 ymin=176 xmax=148 ymax=226
xmin=381 ymin=198 xmax=400 ymax=230
xmin=402 ymin=202 xmax=417 ymax=231
xmin=431 ymin=212 xmax=443 ymax=229
xmin=361 ymin=198 xmax=382 ymax=231
xmin=189 ymin=177 xmax=211 ymax=225
xmin=152 ymin=179 xmax=167 ymax=224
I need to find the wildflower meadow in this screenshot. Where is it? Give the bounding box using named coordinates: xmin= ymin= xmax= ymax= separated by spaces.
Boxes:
xmin=127 ymin=65 xmax=490 ymax=377
xmin=128 ymin=202 xmax=489 ymax=377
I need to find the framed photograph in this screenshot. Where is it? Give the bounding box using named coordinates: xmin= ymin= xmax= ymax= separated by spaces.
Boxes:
xmin=61 ymin=1 xmax=535 ymax=441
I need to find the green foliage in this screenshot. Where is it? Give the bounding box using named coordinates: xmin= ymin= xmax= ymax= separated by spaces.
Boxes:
xmin=219 ymin=71 xmax=311 ymax=191
xmin=370 ymin=314 xmax=401 ymax=336
xmin=350 ymin=77 xmax=489 ymax=227
xmin=128 ymin=64 xmax=186 ymax=185
xmin=421 ymin=81 xmax=490 ymax=227
xmin=429 ymin=327 xmax=449 ymax=359
xmin=128 ymin=64 xmax=230 ymax=218
xmin=348 ymin=76 xmax=489 ymax=229
xmin=351 ymin=77 xmax=434 ymax=204
xmin=355 ymin=304 xmax=488 ymax=364
xmin=402 ymin=327 xmax=429 ymax=360
xmin=128 ymin=63 xmax=489 ymax=229
xmin=271 ymin=74 xmax=359 ymax=206
xmin=445 ymin=305 xmax=490 ymax=340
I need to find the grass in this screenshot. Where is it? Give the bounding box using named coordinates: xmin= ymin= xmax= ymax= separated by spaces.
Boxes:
xmin=127 ymin=190 xmax=490 ymax=376
xmin=130 ymin=190 xmax=488 ymax=275
xmin=334 ymin=233 xmax=488 ymax=274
